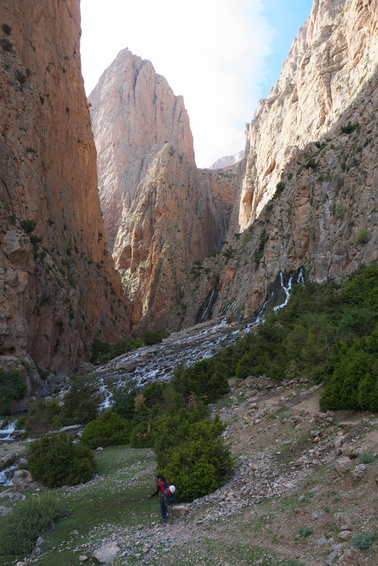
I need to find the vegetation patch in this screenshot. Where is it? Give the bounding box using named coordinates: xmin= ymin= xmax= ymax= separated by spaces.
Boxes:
xmin=0 ymin=492 xmax=68 ymax=557
xmin=28 ymin=433 xmax=96 ymax=488
xmin=0 ymin=369 xmax=26 ymax=416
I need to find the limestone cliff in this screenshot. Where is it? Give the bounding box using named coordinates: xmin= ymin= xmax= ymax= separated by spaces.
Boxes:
xmin=0 ymin=0 xmax=129 ymax=402
xmin=89 ymin=49 xmax=239 ymax=331
xmin=184 ymin=0 xmax=378 ymax=324
xmin=238 ymin=0 xmax=378 ymax=231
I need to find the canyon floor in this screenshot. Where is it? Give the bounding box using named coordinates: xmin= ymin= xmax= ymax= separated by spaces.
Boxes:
xmin=2 ymin=374 xmax=377 ymax=566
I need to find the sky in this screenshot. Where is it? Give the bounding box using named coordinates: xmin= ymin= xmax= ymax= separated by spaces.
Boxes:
xmin=80 ymin=0 xmax=313 ymax=168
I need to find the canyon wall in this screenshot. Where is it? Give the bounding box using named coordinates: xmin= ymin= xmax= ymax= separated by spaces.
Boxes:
xmin=89 ymin=0 xmax=377 ymax=332
xmin=238 ymin=0 xmax=377 ymax=231
xmin=184 ymin=0 xmax=378 ymax=324
xmin=89 ymin=49 xmax=239 ymax=331
xmin=0 ymin=0 xmax=129 ymax=404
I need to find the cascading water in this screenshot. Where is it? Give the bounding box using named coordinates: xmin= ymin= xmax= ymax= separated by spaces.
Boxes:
xmin=251 ymin=268 xmax=305 ymax=326
xmin=94 ymin=269 xmax=304 ymax=408
xmin=196 ymin=287 xmax=218 ymax=323
xmin=0 ymin=421 xmax=18 ymax=486
xmin=0 ymin=420 xmax=16 ymax=441
xmin=0 ymin=462 xmax=18 ymax=487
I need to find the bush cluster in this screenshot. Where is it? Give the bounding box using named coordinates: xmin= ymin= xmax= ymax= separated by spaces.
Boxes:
xmin=90 ymin=329 xmax=170 ymax=364
xmin=80 ymin=409 xmax=131 ymax=449
xmin=17 ymin=373 xmax=101 ymax=437
xmin=111 ymin=373 xmax=233 ymax=502
xmin=28 ymin=433 xmax=96 ymax=488
xmin=10 ymin=265 xmax=378 ymax=507
xmin=0 ymin=492 xmax=67 ymax=556
xmin=189 ymin=264 xmax=377 ymax=414
xmin=0 ymin=369 xmax=27 ymax=416
xmin=90 ymin=337 xmax=142 ymax=365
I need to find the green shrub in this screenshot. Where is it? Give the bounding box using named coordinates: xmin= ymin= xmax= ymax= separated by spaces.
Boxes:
xmin=360 ymin=451 xmax=375 ymax=464
xmin=130 ymin=421 xmax=154 ymax=448
xmin=0 ymin=369 xmax=26 ymax=416
xmin=28 ymin=433 xmax=96 ymax=487
xmin=297 ymin=526 xmax=314 ymax=538
xmin=341 ymin=122 xmax=360 ymax=134
xmin=233 ymin=315 xmax=288 ymax=380
xmin=171 ymin=358 xmax=230 ymax=403
xmin=2 ymin=24 xmax=12 ymax=35
xmin=62 ymin=373 xmax=100 ymax=424
xmin=152 ymin=408 xmax=218 ymax=468
xmin=274 ymin=181 xmax=286 ymax=198
xmin=16 ymin=70 xmax=27 ymax=88
xmin=20 ymin=219 xmax=36 ymax=233
xmin=142 ymin=328 xmax=170 ymax=346
xmin=254 ymin=227 xmax=267 ymax=266
xmin=352 ymin=531 xmax=378 ymax=550
xmin=337 ymin=305 xmax=376 ymax=340
xmin=283 ymin=312 xmax=333 ymax=380
xmin=90 ymin=338 xmax=112 ymax=363
xmin=320 ymin=329 xmax=378 ymax=412
xmin=111 ymin=337 xmax=143 ymax=357
xmin=341 ymin=264 xmax=378 ymax=308
xmin=162 ymin=437 xmax=233 ymax=502
xmin=90 ymin=336 xmax=143 ymax=364
xmin=112 ymin=382 xmax=169 ymax=423
xmin=0 ymin=492 xmax=67 ymax=556
xmin=351 ymin=229 xmax=370 ymax=245
xmin=16 ymin=400 xmax=63 ymax=438
xmin=80 ymin=409 xmax=131 ymax=449
xmin=0 ymin=37 xmax=13 ymax=52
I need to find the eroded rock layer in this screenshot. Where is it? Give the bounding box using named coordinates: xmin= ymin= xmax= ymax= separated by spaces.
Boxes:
xmin=89 ymin=49 xmax=239 ymax=331
xmin=185 ymin=0 xmax=378 ymax=323
xmin=238 ymin=0 xmax=378 ymax=231
xmin=0 ymin=0 xmax=129 ymax=395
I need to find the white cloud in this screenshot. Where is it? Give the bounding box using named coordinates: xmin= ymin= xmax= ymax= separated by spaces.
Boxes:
xmin=80 ymin=0 xmax=273 ymax=167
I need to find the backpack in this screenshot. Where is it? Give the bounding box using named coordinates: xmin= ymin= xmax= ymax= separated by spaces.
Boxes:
xmin=164 ymin=481 xmax=176 ymax=503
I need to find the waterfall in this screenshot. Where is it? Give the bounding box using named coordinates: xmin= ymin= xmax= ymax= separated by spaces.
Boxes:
xmin=0 ymin=462 xmax=18 ymax=487
xmin=0 ymin=420 xmax=16 ymax=441
xmin=250 ymin=268 xmax=305 ymax=326
xmin=196 ymin=287 xmax=218 ymax=323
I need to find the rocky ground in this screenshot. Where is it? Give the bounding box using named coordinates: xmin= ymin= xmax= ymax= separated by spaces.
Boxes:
xmin=117 ymin=377 xmax=377 ymax=566
xmin=1 ymin=376 xmax=377 ymax=566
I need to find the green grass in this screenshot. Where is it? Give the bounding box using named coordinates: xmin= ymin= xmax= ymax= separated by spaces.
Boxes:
xmin=0 ymin=446 xmax=156 ymax=566
xmin=135 ymin=538 xmax=305 ymax=566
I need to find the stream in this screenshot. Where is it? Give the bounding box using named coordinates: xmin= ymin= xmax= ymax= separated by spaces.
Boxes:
xmin=95 ymin=269 xmax=304 ymax=407
xmin=0 ymin=269 xmax=304 ymax=485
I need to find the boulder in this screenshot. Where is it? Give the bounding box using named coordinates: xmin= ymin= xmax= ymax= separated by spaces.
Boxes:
xmin=93 ymin=542 xmax=121 ymax=564
xmin=12 ymin=470 xmax=41 ymax=491
xmin=334 ymin=457 xmax=352 ymax=476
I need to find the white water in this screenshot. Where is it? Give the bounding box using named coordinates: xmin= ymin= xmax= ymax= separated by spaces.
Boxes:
xmin=0 ymin=420 xmax=16 ymax=441
xmin=0 ymin=462 xmax=18 ymax=486
xmin=93 ymin=270 xmax=304 ymax=409
xmin=96 ymin=319 xmax=238 ymax=409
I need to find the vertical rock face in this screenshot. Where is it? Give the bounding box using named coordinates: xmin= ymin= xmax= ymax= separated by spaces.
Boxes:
xmin=0 ymin=0 xmax=129 ymax=382
xmin=181 ymin=0 xmax=378 ymax=323
xmin=238 ymin=0 xmax=378 ymax=231
xmin=89 ymin=49 xmax=196 ymax=252
xmin=89 ymin=49 xmax=238 ymax=331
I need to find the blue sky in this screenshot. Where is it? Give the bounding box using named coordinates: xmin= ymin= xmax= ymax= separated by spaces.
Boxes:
xmin=81 ymin=1 xmax=313 ymax=167
xmin=261 ymin=1 xmax=314 ymax=96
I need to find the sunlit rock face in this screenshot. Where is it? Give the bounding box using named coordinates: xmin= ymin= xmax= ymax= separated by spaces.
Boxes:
xmin=89 ymin=49 xmax=239 ymax=331
xmin=179 ymin=0 xmax=378 ymax=324
xmin=238 ymin=0 xmax=378 ymax=231
xmin=0 ymin=0 xmax=129 ymax=381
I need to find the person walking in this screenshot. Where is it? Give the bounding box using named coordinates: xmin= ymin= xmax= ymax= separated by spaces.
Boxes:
xmin=148 ymin=474 xmax=170 ymax=523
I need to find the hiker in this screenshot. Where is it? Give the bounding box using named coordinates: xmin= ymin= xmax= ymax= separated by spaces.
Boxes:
xmin=148 ymin=474 xmax=170 ymax=523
